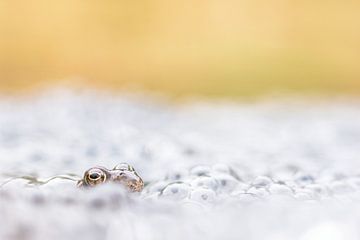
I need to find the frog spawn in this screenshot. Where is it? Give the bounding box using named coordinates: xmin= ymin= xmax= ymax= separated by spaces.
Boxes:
xmin=142 ymin=164 xmax=351 ymax=205
xmin=146 ymin=164 xmax=248 ymax=205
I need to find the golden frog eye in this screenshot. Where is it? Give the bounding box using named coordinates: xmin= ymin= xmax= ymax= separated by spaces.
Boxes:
xmin=84 ymin=168 xmax=107 ymax=186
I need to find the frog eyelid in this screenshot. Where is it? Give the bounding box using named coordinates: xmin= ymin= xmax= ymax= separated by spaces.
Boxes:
xmin=113 ymin=163 xmax=134 ymax=171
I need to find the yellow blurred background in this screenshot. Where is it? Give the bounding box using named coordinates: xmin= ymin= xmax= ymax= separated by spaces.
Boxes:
xmin=0 ymin=0 xmax=359 ymax=97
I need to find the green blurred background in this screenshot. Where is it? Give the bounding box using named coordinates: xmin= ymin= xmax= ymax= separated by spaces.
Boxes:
xmin=0 ymin=0 xmax=359 ymax=97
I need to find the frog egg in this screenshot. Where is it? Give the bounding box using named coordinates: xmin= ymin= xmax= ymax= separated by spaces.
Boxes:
xmin=190 ymin=176 xmax=218 ymax=191
xmin=190 ymin=165 xmax=211 ymax=177
xmin=146 ymin=181 xmax=170 ymax=194
xmin=251 ymin=176 xmax=273 ymax=188
xmin=161 ymin=183 xmax=190 ymax=200
xmin=189 ymin=188 xmax=216 ymax=204
xmin=213 ymin=174 xmax=239 ymax=193
xmin=165 ymin=169 xmax=189 ymax=181
xmin=294 ymin=173 xmax=315 ymax=186
xmin=305 ymin=184 xmax=328 ymax=197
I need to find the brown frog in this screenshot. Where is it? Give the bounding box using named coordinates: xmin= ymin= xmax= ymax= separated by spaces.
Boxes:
xmin=77 ymin=163 xmax=144 ymax=192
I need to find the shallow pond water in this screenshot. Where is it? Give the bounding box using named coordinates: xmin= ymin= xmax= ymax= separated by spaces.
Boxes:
xmin=1 ymin=90 xmax=360 ymax=240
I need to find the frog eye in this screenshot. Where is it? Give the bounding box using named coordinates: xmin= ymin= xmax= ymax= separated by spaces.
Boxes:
xmin=84 ymin=168 xmax=107 ymax=186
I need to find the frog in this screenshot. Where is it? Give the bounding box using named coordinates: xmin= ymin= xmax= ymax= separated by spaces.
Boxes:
xmin=77 ymin=163 xmax=144 ymax=192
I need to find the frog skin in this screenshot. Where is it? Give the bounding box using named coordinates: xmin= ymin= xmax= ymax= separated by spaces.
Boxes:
xmin=77 ymin=163 xmax=144 ymax=192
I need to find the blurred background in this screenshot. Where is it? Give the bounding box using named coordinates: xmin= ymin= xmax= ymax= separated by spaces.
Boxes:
xmin=0 ymin=0 xmax=359 ymax=98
